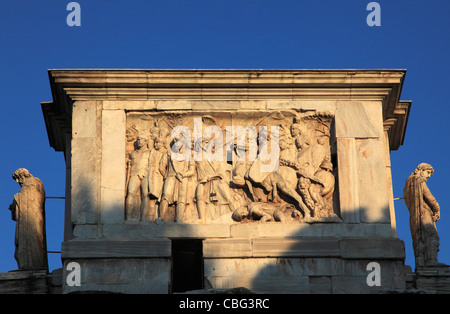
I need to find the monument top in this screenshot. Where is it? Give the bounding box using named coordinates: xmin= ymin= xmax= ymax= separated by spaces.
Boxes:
xmin=41 ymin=68 xmax=412 ymax=293
xmin=42 ymin=69 xmax=410 ymax=152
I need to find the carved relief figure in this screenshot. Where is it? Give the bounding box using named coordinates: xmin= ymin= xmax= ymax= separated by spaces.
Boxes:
xmin=146 ymin=136 xmax=166 ymax=221
xmin=241 ymin=127 xmax=314 ymax=220
xmin=126 ymin=124 xmax=139 ymax=152
xmin=125 ymin=135 xmax=150 ymax=221
xmin=159 ymin=140 xmax=196 ymax=222
xmin=308 ymin=158 xmax=335 ymax=218
xmin=290 ymin=118 xmax=310 ymax=153
xmin=8 ymin=168 xmax=48 ymax=270
xmin=125 ymin=124 xmax=139 ymax=189
xmin=232 ymin=202 xmax=300 ymax=223
xmin=195 ymin=136 xmax=236 ymax=222
xmin=288 ymin=114 xmax=337 ymax=219
xmin=403 ymin=163 xmax=445 ymax=268
xmin=231 ymin=133 xmax=256 ymax=192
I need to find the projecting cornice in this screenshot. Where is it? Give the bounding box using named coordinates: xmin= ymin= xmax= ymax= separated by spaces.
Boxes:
xmin=47 ymin=68 xmax=405 ymax=99
xmin=42 ymin=69 xmax=409 ymax=151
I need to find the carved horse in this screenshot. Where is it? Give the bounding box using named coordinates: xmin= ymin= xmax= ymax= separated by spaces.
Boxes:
xmin=243 ymin=159 xmax=313 ymax=219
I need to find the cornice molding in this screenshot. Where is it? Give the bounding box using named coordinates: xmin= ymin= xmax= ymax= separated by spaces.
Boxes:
xmin=42 ymin=69 xmax=409 ymax=151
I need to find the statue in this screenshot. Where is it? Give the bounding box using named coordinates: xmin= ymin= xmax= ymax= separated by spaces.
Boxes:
xmin=403 ymin=163 xmax=446 ymax=268
xmin=125 ymin=135 xmax=150 ymax=221
xmin=8 ymin=168 xmax=48 ymax=271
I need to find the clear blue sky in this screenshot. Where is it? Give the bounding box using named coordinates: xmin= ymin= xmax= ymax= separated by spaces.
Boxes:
xmin=0 ymin=0 xmax=449 ymax=273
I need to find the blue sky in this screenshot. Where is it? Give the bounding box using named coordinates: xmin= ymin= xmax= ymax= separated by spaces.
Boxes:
xmin=0 ymin=0 xmax=449 ymax=274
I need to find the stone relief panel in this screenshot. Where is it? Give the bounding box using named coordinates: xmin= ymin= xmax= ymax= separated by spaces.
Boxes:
xmin=125 ymin=109 xmax=340 ymax=224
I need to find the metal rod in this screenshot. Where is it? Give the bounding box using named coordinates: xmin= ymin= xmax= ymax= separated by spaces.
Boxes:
xmin=393 ymin=197 xmax=404 ymax=201
xmin=46 ymin=251 xmax=61 ymax=254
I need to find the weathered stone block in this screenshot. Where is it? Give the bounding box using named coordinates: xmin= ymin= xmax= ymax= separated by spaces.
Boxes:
xmin=0 ymin=270 xmax=48 ymax=294
xmin=336 ymin=137 xmax=359 ymax=223
xmin=71 ymin=137 xmax=98 ymax=224
xmin=61 ymin=239 xmax=171 ymax=258
xmin=310 ymin=276 xmax=332 ymax=294
xmin=203 ymin=239 xmax=252 ymax=258
xmin=252 ymin=238 xmax=340 ymax=257
xmin=62 ymin=258 xmax=170 ymax=294
xmin=335 ymin=101 xmax=383 ymax=138
xmin=204 ymin=258 xmax=310 ymax=293
xmin=356 ymin=138 xmax=391 ymax=223
xmin=72 ymin=101 xmax=97 ymax=138
xmin=339 ymin=238 xmax=405 ymax=259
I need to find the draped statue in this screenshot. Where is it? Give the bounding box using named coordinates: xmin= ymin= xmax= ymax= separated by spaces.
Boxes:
xmin=8 ymin=168 xmax=48 ymax=271
xmin=403 ymin=163 xmax=446 ymax=268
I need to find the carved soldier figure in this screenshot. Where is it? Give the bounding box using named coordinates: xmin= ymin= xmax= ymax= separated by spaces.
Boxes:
xmin=8 ymin=168 xmax=48 ymax=271
xmin=290 ymin=118 xmax=310 ymax=153
xmin=125 ymin=135 xmax=150 ymax=221
xmin=145 ymin=136 xmax=166 ymax=221
xmin=292 ymin=115 xmax=335 ymax=218
xmin=308 ymin=158 xmax=336 ymax=219
xmin=195 ymin=137 xmax=236 ymax=222
xmin=403 ymin=163 xmax=444 ymax=268
xmin=159 ymin=140 xmax=196 ymax=222
xmin=126 ymin=124 xmax=139 ymax=152
xmin=125 ymin=124 xmax=139 ymax=189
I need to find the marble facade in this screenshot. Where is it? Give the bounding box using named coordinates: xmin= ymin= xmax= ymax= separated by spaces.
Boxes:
xmin=42 ymin=69 xmax=410 ymax=293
